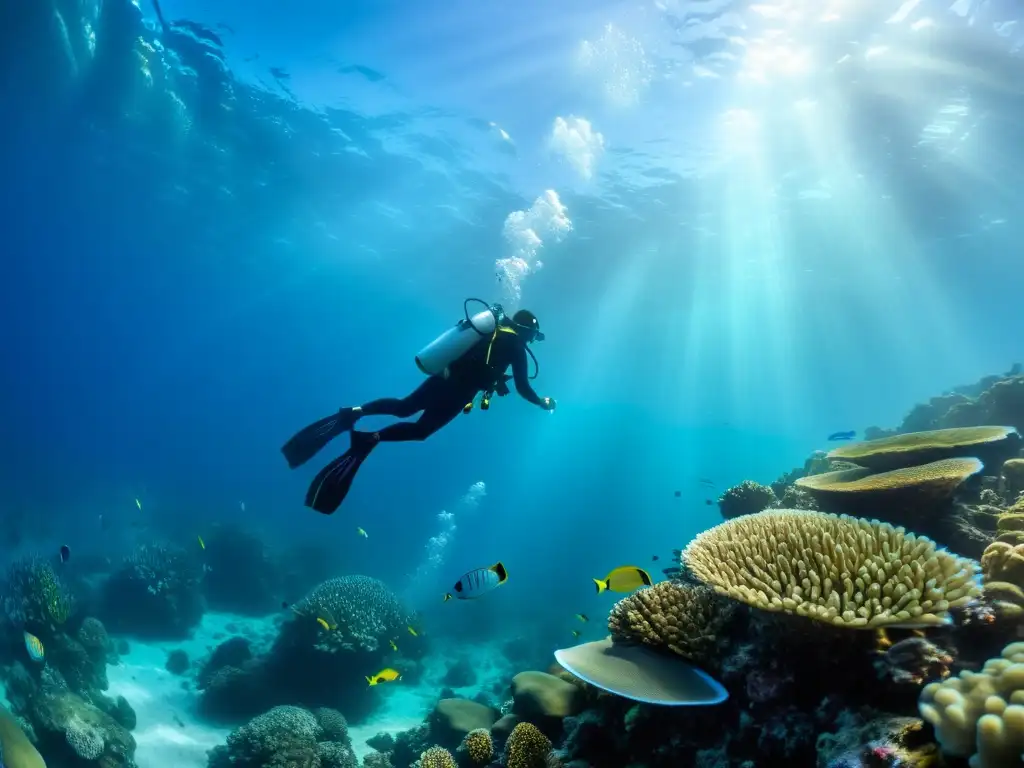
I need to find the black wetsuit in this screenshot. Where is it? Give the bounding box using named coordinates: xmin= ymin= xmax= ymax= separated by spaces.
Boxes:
xmin=358 ymin=327 xmax=542 ymax=442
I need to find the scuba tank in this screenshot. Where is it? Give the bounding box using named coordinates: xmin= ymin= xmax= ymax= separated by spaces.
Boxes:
xmin=415 ymin=299 xmax=505 ymax=376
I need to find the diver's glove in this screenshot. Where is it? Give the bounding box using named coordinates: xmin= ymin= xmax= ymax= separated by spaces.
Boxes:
xmin=541 ymin=397 xmax=557 ymax=411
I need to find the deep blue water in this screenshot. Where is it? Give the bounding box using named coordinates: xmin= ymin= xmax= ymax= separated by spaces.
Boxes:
xmin=1 ymin=0 xmax=1023 ymax=633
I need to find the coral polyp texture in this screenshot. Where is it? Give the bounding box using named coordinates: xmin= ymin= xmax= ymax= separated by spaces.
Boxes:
xmin=919 ymin=641 xmax=1024 ymax=767
xmin=293 ymin=575 xmax=408 ymax=653
xmin=681 ymin=509 xmax=981 ymax=629
xmin=419 ymin=745 xmax=457 ymax=768
xmin=458 ymin=729 xmax=493 ymax=765
xmin=826 ymin=425 xmax=1019 ymax=471
xmin=606 ymin=581 xmax=734 ymax=665
xmin=504 ymin=722 xmax=552 ymax=768
xmin=717 ymin=480 xmax=777 ymax=520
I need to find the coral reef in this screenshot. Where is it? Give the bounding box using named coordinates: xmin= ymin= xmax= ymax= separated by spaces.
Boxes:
xmin=827 ymin=425 xmax=1021 ymax=472
xmin=2 ymin=557 xmax=74 ymax=633
xmin=292 ymin=575 xmax=408 ymax=654
xmin=207 ymin=704 xmax=357 ymax=768
xmin=458 ymin=728 xmax=493 ymax=766
xmin=681 ymin=509 xmax=981 ymax=629
xmin=607 ymin=581 xmax=735 ymax=666
xmin=504 ymin=722 xmax=553 ymax=768
xmin=419 ymin=746 xmax=456 ymax=768
xmin=99 ymin=542 xmax=205 ymax=638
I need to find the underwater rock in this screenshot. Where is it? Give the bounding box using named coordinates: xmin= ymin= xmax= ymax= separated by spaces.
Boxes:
xmin=441 ymin=656 xmax=476 ymax=688
xmin=510 ymin=671 xmax=585 ymax=721
xmin=98 ymin=541 xmax=205 ymax=638
xmin=199 ymin=636 xmax=253 ymax=687
xmin=428 ymin=699 xmax=499 ymax=750
xmin=165 ymin=648 xmax=190 ymax=675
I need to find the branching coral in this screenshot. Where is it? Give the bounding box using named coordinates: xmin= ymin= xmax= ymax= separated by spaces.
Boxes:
xmin=419 ymin=745 xmax=457 ymax=768
xmin=607 ymin=581 xmax=734 ymax=665
xmin=504 ymin=722 xmax=553 ymax=768
xmin=681 ymin=509 xmax=981 ymax=629
xmin=717 ymin=481 xmax=777 ymax=520
xmin=294 ymin=575 xmax=408 ymax=653
xmin=3 ymin=556 xmax=74 ymax=630
xmin=459 ymin=728 xmax=493 ymax=765
xmin=919 ymin=641 xmax=1024 ymax=766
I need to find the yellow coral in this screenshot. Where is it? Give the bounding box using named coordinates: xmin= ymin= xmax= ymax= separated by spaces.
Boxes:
xmin=826 ymin=426 xmax=1018 ymax=471
xmin=504 ymin=722 xmax=552 ymax=768
xmin=1002 ymin=458 xmax=1024 ymax=500
xmin=794 ymin=458 xmax=982 ymax=503
xmin=920 ymin=641 xmax=1024 ymax=766
xmin=459 ymin=728 xmax=493 ymax=765
xmin=607 ymin=582 xmax=733 ymax=665
xmin=419 ymin=746 xmax=457 ymax=768
xmin=982 ymin=542 xmax=1024 ymax=583
xmin=681 ymin=509 xmax=981 ymax=629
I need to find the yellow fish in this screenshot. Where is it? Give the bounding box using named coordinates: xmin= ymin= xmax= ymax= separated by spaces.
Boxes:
xmin=23 ymin=631 xmax=44 ymax=663
xmin=593 ymin=566 xmax=653 ymax=594
xmin=575 ymin=613 xmax=589 ymax=622
xmin=407 ymin=626 xmax=418 ymax=637
xmin=135 ymin=498 xmax=142 ymax=511
xmin=366 ymin=668 xmax=401 ymax=686
xmin=357 ymin=527 xmax=368 ymax=538
xmin=197 ymin=536 xmax=205 ymax=550
xmin=317 ymin=616 xmax=337 ymax=631
xmin=389 ymin=639 xmax=398 ymax=651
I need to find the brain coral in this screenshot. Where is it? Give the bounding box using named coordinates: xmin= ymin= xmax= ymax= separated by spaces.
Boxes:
xmin=504 ymin=722 xmax=552 ymax=768
xmin=295 ymin=576 xmax=407 ymax=653
xmin=459 ymin=728 xmax=493 ymax=765
xmin=607 ymin=581 xmax=734 ymax=665
xmin=919 ymin=641 xmax=1024 ymax=767
xmin=225 ymin=705 xmax=323 ymax=763
xmin=681 ymin=510 xmax=981 ymax=629
xmin=420 ymin=746 xmax=457 ymax=768
xmin=826 ymin=425 xmax=1019 ymax=471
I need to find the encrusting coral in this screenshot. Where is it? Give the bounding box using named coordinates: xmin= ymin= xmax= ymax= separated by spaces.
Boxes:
xmin=919 ymin=641 xmax=1024 ymax=767
xmin=795 ymin=458 xmax=983 ymax=507
xmin=681 ymin=509 xmax=982 ymax=629
xmin=606 ymin=581 xmax=735 ymax=665
xmin=826 ymin=425 xmax=1020 ymax=472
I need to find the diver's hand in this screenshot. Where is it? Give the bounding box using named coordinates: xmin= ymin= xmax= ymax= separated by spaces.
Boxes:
xmin=541 ymin=397 xmax=557 ymax=411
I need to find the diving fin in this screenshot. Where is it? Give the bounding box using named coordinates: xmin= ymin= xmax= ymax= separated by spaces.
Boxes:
xmin=305 ymin=430 xmax=380 ymax=515
xmin=281 ymin=408 xmax=359 ymax=469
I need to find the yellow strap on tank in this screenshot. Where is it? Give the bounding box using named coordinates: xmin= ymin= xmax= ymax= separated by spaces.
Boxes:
xmin=485 ymin=326 xmax=518 ymax=367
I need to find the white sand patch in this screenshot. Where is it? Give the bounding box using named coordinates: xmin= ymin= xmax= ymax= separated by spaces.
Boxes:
xmin=106 ymin=612 xmax=273 ymax=768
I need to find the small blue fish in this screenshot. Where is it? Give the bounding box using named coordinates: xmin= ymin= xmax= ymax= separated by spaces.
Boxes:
xmin=827 ymin=431 xmax=856 ymax=441
xmin=23 ymin=631 xmax=44 ymax=663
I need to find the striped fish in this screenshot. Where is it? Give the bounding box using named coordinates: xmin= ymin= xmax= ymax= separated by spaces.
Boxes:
xmin=445 ymin=562 xmax=508 ymax=601
xmin=23 ymin=631 xmax=44 ymax=663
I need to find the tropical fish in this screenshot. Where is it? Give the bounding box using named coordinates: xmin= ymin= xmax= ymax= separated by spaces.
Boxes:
xmin=316 ymin=617 xmax=331 ymax=631
xmin=197 ymin=536 xmax=205 ymax=550
xmin=575 ymin=613 xmax=589 ymax=623
xmin=23 ymin=631 xmax=44 ymax=663
xmin=357 ymin=527 xmax=368 ymax=538
xmin=442 ymin=594 xmax=452 ymax=603
xmin=699 ymin=478 xmax=716 ymax=487
xmin=593 ymin=566 xmax=653 ymax=594
xmin=59 ymin=545 xmax=71 ymax=564
xmin=366 ymin=668 xmax=401 ymax=686
xmin=673 ymin=490 xmax=681 ymax=498
xmin=651 ymin=555 xmax=659 ymax=562
xmin=828 ymin=430 xmax=856 ymax=441
xmin=704 ymin=499 xmax=713 ymax=506
xmin=407 ymin=626 xmax=418 ymax=637
xmin=572 ymin=630 xmax=581 ymax=638
xmin=444 ymin=562 xmax=508 ymax=601
xmin=389 ymin=639 xmax=398 ymax=651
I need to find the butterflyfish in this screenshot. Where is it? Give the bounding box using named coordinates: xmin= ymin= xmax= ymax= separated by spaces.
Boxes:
xmin=444 ymin=562 xmax=508 ymax=601
xmin=23 ymin=631 xmax=44 ymax=663
xmin=593 ymin=566 xmax=653 ymax=594
xmin=366 ymin=668 xmax=401 ymax=686
xmin=316 ymin=615 xmax=337 ymax=631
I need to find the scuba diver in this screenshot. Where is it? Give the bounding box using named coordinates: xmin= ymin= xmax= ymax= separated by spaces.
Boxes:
xmin=281 ymin=300 xmax=556 ymax=515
